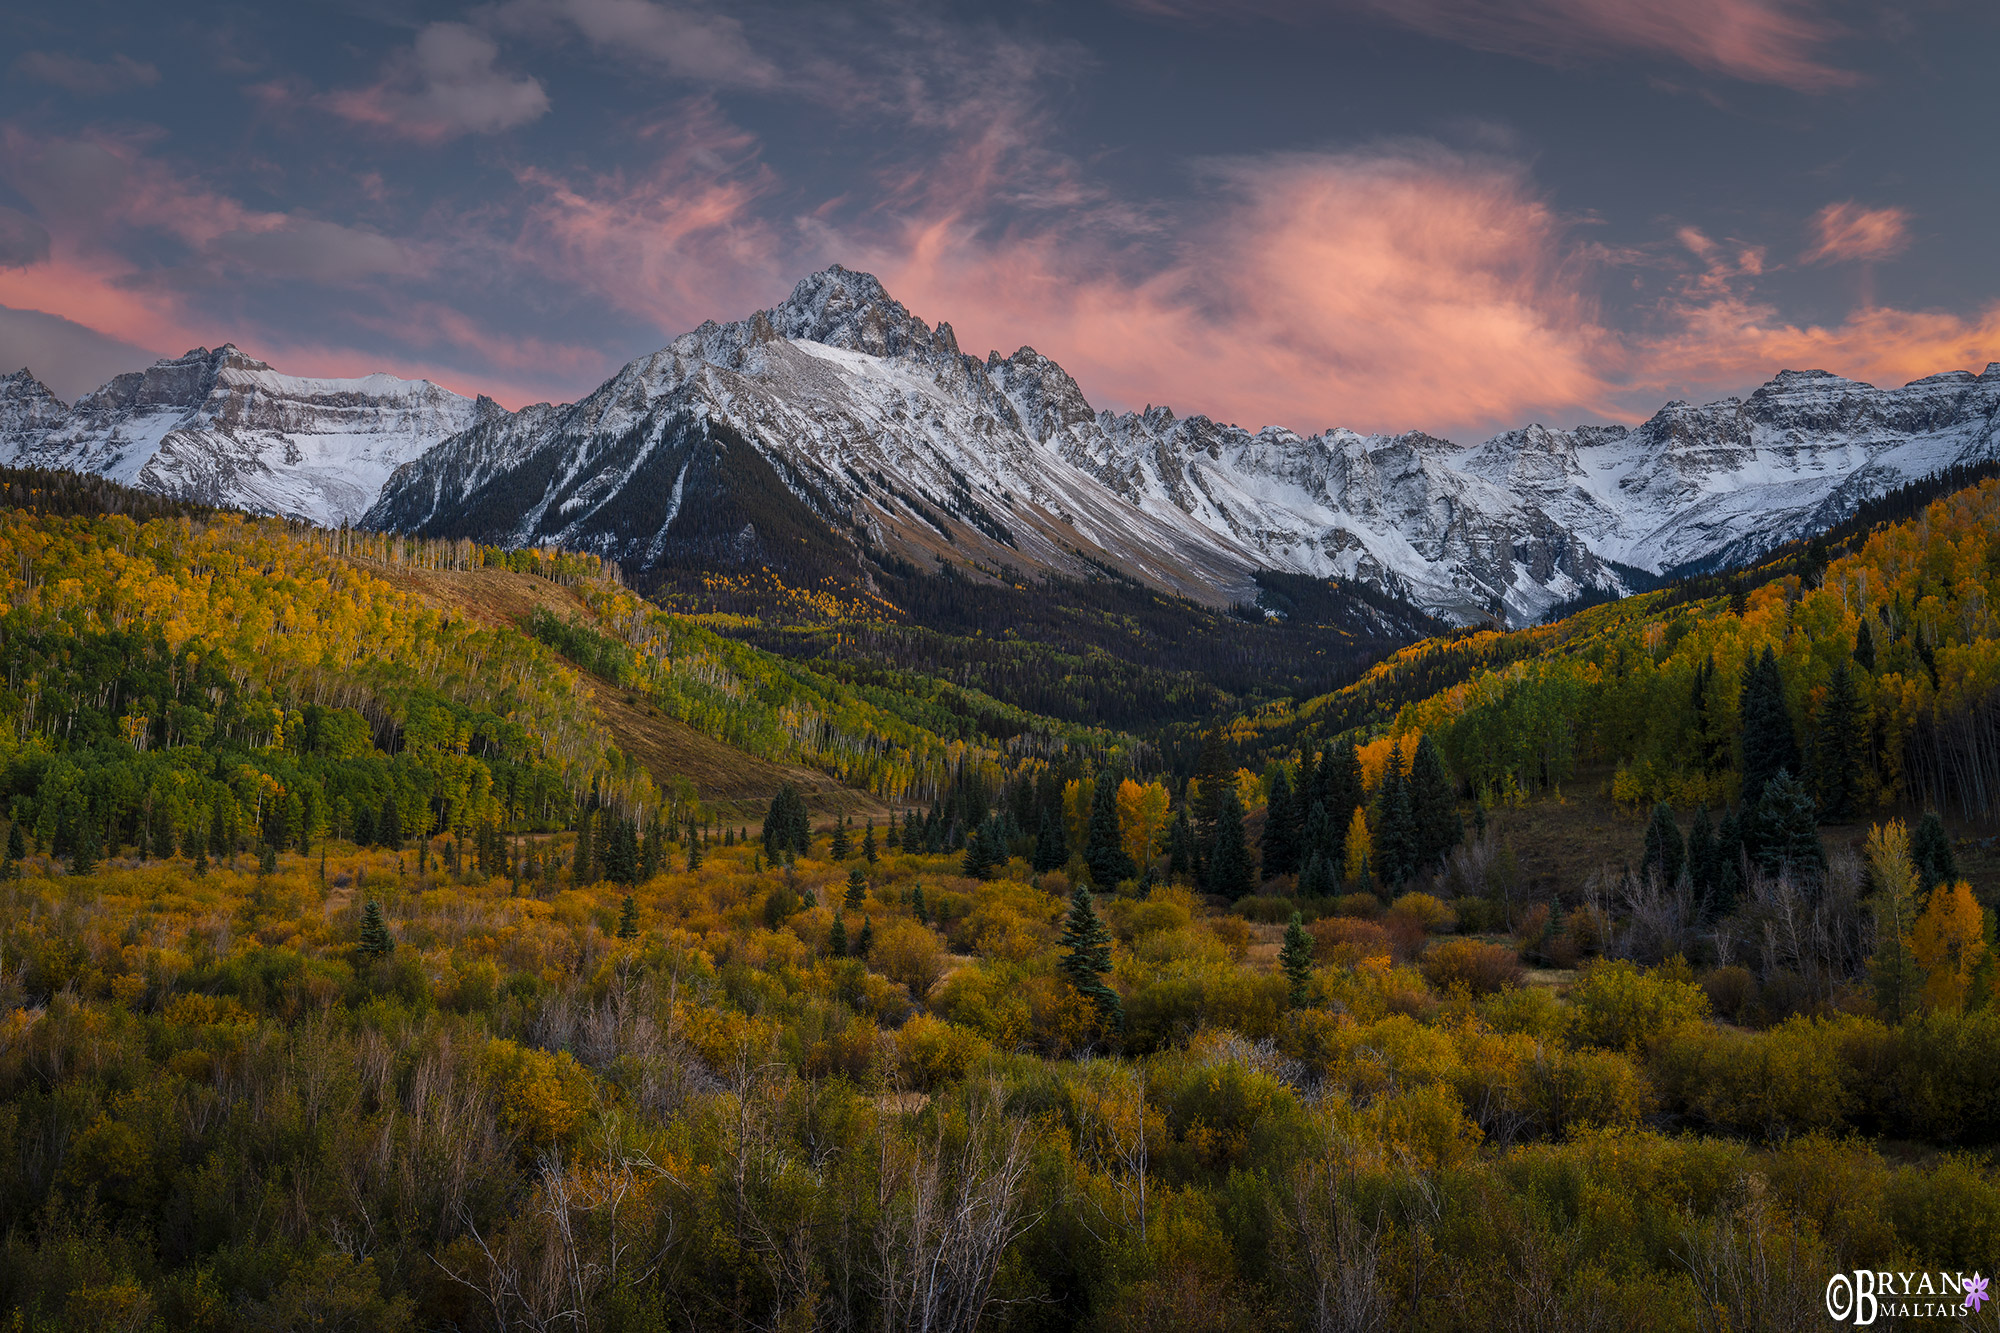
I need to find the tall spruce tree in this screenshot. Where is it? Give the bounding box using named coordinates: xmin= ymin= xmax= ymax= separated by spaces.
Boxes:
xmin=762 ymin=785 xmax=811 ymax=862
xmin=845 ymin=868 xmax=868 ymax=910
xmin=70 ymin=820 xmax=99 ymax=876
xmin=1084 ymin=773 xmax=1136 ymax=888
xmin=1686 ymin=806 xmax=1720 ymax=915
xmin=1261 ymin=768 xmax=1301 ymax=880
xmin=1911 ymin=811 xmax=1957 ymax=892
xmin=1373 ymin=745 xmax=1417 ymax=887
xmin=1032 ymin=808 xmax=1068 ymax=873
xmin=829 ymin=913 xmax=848 ymax=958
xmin=830 ymin=815 xmax=852 ymax=861
xmin=1641 ymin=802 xmax=1685 ymax=886
xmin=1738 ymin=646 xmax=1799 ymax=810
xmin=862 ymin=819 xmax=878 ymax=864
xmin=1756 ymin=770 xmax=1825 ymax=883
xmin=1279 ymin=912 xmax=1316 ymax=1008
xmin=1811 ymin=659 xmax=1866 ymax=823
xmin=617 ymin=895 xmax=640 ymax=939
xmin=606 ymin=818 xmax=639 ymax=885
xmin=378 ymin=794 xmax=403 ymax=851
xmin=1191 ymin=732 xmax=1233 ymax=853
xmin=856 ymin=916 xmax=873 ymax=959
xmin=358 ymin=901 xmax=394 ymax=957
xmin=1206 ymin=786 xmax=1254 ymax=899
xmin=1853 ymin=619 xmax=1876 ymax=671
xmin=1299 ymin=850 xmax=1337 ymax=900
xmin=1166 ymin=805 xmax=1194 ymax=879
xmin=1057 ymin=886 xmax=1122 ymax=1033
xmin=1407 ymin=736 xmax=1461 ymax=871
xmin=1322 ymin=745 xmax=1363 ymax=859
xmin=1713 ymin=809 xmax=1744 ymax=917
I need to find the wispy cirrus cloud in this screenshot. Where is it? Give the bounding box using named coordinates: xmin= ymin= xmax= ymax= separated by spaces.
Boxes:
xmin=1123 ymin=0 xmax=1857 ymax=91
xmin=325 ymin=22 xmax=549 ymax=141
xmin=1801 ymin=201 xmax=1911 ymax=265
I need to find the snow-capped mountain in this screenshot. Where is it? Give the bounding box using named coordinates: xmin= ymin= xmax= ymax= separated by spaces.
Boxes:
xmin=11 ymin=269 xmax=1999 ymax=626
xmin=2 ymin=346 xmax=493 ymax=525
xmin=365 ymin=267 xmax=1610 ymax=622
xmin=1455 ymin=369 xmax=2000 ymax=576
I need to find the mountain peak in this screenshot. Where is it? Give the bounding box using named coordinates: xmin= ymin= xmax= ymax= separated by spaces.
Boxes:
xmin=767 ymin=265 xmax=945 ymax=362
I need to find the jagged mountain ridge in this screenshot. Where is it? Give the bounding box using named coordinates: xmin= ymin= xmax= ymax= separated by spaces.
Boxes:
xmin=1 ymin=346 xmax=494 ymax=525
xmin=10 ymin=268 xmax=1999 ymax=625
xmin=366 ymin=267 xmax=2000 ymax=624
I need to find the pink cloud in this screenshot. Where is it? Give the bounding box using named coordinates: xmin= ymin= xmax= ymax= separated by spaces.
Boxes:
xmin=506 ymin=104 xmax=791 ymax=332
xmin=1801 ymin=201 xmax=1911 ymax=265
xmin=1126 ymin=0 xmax=1856 ymax=91
xmin=854 ymin=145 xmax=1617 ymax=436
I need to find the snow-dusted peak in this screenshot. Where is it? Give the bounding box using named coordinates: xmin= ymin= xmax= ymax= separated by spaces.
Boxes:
xmin=767 ymin=265 xmax=949 ymax=364
xmin=1 ymin=368 xmax=68 ymax=453
xmin=10 ymin=346 xmax=483 ymax=525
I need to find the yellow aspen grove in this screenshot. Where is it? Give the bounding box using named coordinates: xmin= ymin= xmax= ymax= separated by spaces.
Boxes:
xmin=1344 ymin=806 xmax=1372 ymax=885
xmin=1911 ymin=880 xmax=1989 ymax=1012
xmin=1116 ymin=779 xmax=1171 ymax=871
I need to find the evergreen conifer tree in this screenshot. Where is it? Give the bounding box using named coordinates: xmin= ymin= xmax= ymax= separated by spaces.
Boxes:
xmin=1322 ymin=746 xmax=1363 ymax=858
xmin=829 ymin=913 xmax=848 ymax=958
xmin=1738 ymin=646 xmax=1800 ymax=810
xmin=1205 ymin=786 xmax=1254 ymax=898
xmin=1641 ymin=802 xmax=1685 ymax=886
xmin=686 ymin=837 xmax=702 ymax=873
xmin=1166 ymin=805 xmax=1193 ymax=878
xmin=830 ymin=815 xmax=852 ymax=861
xmin=71 ymin=820 xmax=99 ymax=876
xmin=1373 ymin=745 xmax=1416 ymax=886
xmin=1407 ymin=736 xmax=1461 ymax=870
xmin=1057 ymin=886 xmax=1122 ymax=1033
xmin=379 ymin=794 xmax=402 ymax=851
xmin=195 ymin=845 xmax=208 ymax=876
xmin=845 ymin=868 xmax=868 ymax=910
xmin=1686 ymin=806 xmax=1719 ymax=912
xmin=1712 ymin=810 xmax=1743 ymax=916
xmin=358 ymin=900 xmax=394 ymax=957
xmin=1298 ymin=850 xmax=1336 ymax=900
xmin=3 ymin=819 xmax=20 ymax=878
xmin=640 ymin=819 xmax=663 ymax=880
xmin=617 ymin=895 xmax=639 ymax=939
xmin=1853 ymin=619 xmax=1876 ymax=671
xmin=1811 ymin=659 xmax=1866 ymax=822
xmin=1084 ymin=772 xmax=1136 ymax=888
xmin=885 ymin=817 xmax=900 ymax=852
xmin=1756 ymin=771 xmax=1825 ymax=883
xmin=1192 ymin=732 xmax=1232 ymax=852
xmin=862 ymin=819 xmax=877 ymax=864
xmin=911 ymin=883 xmax=928 ymax=924
xmin=962 ymin=820 xmax=993 ymax=880
xmin=1261 ymin=768 xmax=1300 ymax=880
xmin=606 ymin=818 xmax=639 ymax=884
xmin=1032 ymin=808 xmax=1068 ymax=873
xmin=1301 ymin=800 xmax=1332 ymax=870
xmin=259 ymin=841 xmax=278 ymax=876
xmin=1279 ymin=911 xmax=1315 ymax=1008
xmin=1911 ymin=811 xmax=1957 ymax=893
xmin=856 ymin=917 xmax=873 ymax=959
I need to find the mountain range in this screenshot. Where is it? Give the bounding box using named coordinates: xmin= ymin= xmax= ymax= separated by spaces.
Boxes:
xmin=6 ymin=266 xmax=1999 ymax=625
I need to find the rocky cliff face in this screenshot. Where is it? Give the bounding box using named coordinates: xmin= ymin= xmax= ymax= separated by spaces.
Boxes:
xmin=5 ymin=346 xmax=490 ymax=525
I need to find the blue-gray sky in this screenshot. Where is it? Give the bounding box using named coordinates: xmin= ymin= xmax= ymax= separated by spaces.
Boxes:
xmin=1 ymin=0 xmax=1994 ymax=439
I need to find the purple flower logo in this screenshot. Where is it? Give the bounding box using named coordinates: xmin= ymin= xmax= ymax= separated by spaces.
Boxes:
xmin=1967 ymin=1273 xmax=1990 ymax=1313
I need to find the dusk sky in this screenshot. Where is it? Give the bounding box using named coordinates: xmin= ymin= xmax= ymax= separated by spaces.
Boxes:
xmin=1 ymin=0 xmax=1995 ymax=440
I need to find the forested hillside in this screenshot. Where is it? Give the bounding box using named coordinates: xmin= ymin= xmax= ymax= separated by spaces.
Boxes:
xmin=0 ymin=470 xmax=1997 ymax=1332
